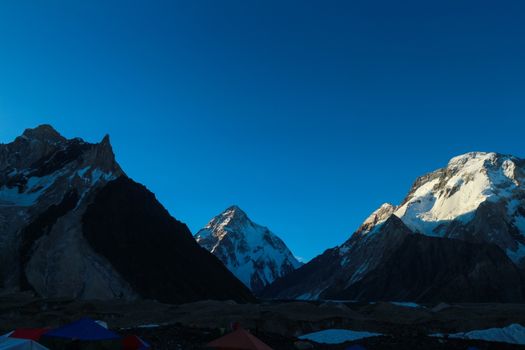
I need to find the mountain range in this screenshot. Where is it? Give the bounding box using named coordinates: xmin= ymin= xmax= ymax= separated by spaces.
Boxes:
xmin=0 ymin=125 xmax=253 ymax=303
xmin=2 ymin=125 xmax=524 ymax=304
xmin=263 ymin=152 xmax=525 ymax=302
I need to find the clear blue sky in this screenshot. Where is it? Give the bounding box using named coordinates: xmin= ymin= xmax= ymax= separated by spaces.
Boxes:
xmin=1 ymin=1 xmax=524 ymax=261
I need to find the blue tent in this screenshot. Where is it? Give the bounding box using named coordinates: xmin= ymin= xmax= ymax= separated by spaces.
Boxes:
xmin=44 ymin=318 xmax=120 ymax=341
xmin=41 ymin=318 xmax=121 ymax=350
xmin=345 ymin=345 xmax=367 ymax=350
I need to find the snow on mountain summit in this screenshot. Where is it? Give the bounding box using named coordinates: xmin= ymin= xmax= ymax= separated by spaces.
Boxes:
xmin=351 ymin=152 xmax=525 ymax=266
xmin=263 ymin=152 xmax=525 ymax=302
xmin=355 ymin=203 xmax=396 ymax=236
xmin=394 ymin=152 xmax=524 ymax=235
xmin=195 ymin=206 xmax=302 ymax=292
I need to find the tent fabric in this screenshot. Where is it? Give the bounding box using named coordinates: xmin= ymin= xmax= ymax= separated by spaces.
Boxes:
xmin=0 ymin=336 xmax=49 ymax=350
xmin=207 ymin=328 xmax=273 ymax=350
xmin=94 ymin=321 xmax=108 ymax=330
xmin=43 ymin=318 xmax=120 ymax=341
xmin=10 ymin=329 xmax=49 ymax=341
xmin=345 ymin=346 xmax=367 ymax=350
xmin=40 ymin=338 xmax=121 ymax=350
xmin=122 ymin=335 xmax=150 ymax=350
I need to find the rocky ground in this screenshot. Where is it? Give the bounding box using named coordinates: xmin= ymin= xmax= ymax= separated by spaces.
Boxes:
xmin=1 ymin=293 xmax=524 ymax=349
xmin=129 ymin=324 xmax=525 ymax=350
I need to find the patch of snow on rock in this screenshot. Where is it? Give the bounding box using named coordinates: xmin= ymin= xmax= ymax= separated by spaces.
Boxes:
xmin=438 ymin=324 xmax=525 ymax=345
xmin=299 ymin=329 xmax=382 ymax=344
xmin=390 ymin=302 xmax=423 ymax=308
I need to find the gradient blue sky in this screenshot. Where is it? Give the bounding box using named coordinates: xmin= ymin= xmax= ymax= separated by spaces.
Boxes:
xmin=1 ymin=1 xmax=524 ymax=261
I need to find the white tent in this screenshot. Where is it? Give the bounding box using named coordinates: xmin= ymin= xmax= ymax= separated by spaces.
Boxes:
xmin=0 ymin=337 xmax=49 ymax=350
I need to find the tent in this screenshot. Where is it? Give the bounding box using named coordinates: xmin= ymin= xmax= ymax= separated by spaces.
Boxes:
xmin=9 ymin=329 xmax=49 ymax=341
xmin=0 ymin=336 xmax=49 ymax=350
xmin=122 ymin=335 xmax=150 ymax=350
xmin=207 ymin=328 xmax=273 ymax=350
xmin=40 ymin=318 xmax=121 ymax=350
xmin=345 ymin=346 xmax=367 ymax=350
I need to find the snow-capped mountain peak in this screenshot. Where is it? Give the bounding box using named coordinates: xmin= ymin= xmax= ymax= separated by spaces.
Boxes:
xmin=263 ymin=152 xmax=525 ymax=302
xmin=356 ymin=202 xmax=396 ymax=236
xmin=393 ymin=152 xmax=524 ymax=237
xmin=345 ymin=151 xmax=525 ymax=268
xmin=213 ymin=205 xmax=248 ymax=225
xmin=195 ymin=206 xmax=302 ymax=292
xmin=198 ymin=205 xmax=250 ymax=246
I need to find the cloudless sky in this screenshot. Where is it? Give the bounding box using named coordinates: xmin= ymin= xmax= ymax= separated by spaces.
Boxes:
xmin=1 ymin=1 xmax=524 ymax=261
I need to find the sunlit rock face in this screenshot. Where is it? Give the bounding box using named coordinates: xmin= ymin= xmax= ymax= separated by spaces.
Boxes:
xmin=263 ymin=152 xmax=525 ymax=302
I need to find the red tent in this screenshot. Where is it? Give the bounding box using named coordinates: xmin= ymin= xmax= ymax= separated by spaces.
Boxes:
xmin=122 ymin=335 xmax=151 ymax=350
xmin=9 ymin=328 xmax=49 ymax=341
xmin=207 ymin=328 xmax=273 ymax=350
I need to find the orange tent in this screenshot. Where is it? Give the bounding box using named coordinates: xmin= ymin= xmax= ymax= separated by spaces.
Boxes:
xmin=207 ymin=328 xmax=273 ymax=350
